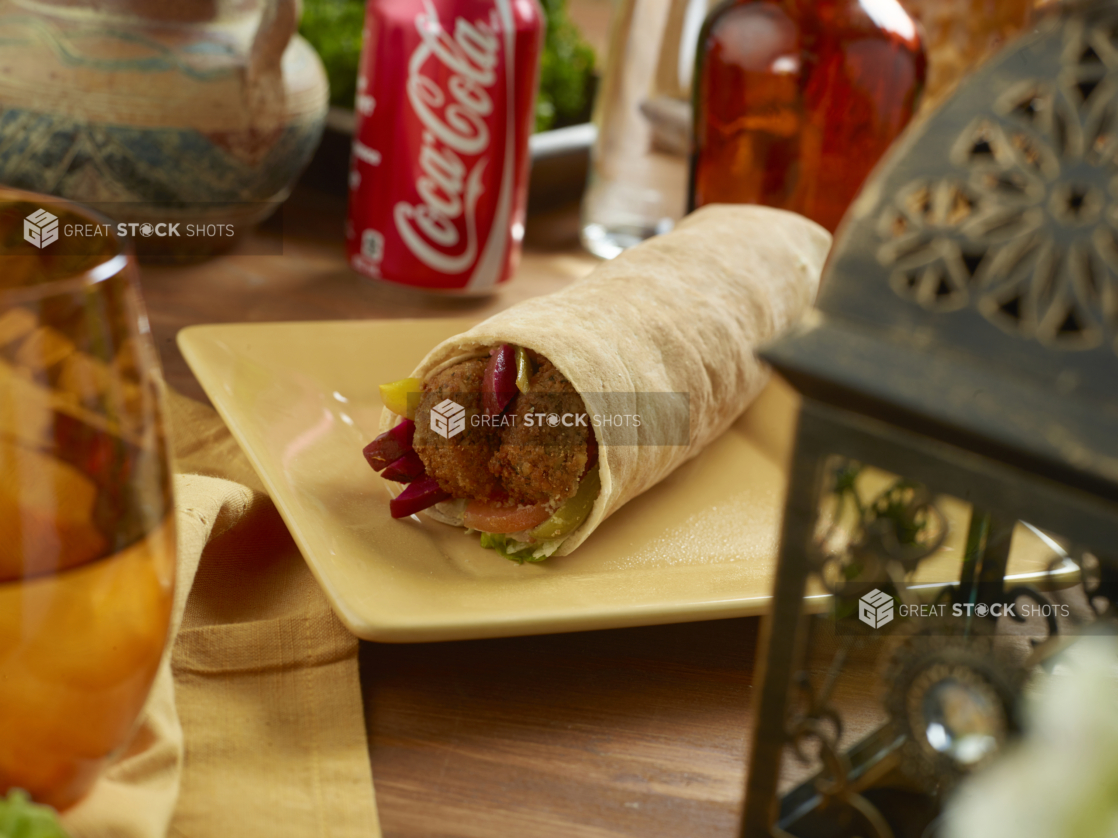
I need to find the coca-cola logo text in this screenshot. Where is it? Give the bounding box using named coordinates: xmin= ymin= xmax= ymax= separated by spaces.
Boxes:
xmin=394 ymin=1 xmax=503 ymax=274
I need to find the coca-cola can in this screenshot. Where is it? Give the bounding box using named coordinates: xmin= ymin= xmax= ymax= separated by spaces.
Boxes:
xmin=346 ymin=0 xmax=543 ymax=293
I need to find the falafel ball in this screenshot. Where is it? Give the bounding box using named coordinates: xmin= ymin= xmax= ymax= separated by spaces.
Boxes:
xmin=414 ymin=359 xmax=505 ymax=501
xmin=488 ymin=359 xmax=589 ymax=507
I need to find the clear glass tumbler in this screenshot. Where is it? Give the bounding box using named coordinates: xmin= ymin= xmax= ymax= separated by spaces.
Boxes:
xmin=580 ymin=0 xmax=710 ymax=258
xmin=0 ymin=188 xmax=176 ymax=811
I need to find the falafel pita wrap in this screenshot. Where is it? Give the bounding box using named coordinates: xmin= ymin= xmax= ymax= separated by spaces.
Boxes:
xmin=363 ymin=204 xmax=831 ymax=561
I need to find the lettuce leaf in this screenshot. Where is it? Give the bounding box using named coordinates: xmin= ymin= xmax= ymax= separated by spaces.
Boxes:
xmin=0 ymin=790 xmax=70 ymax=838
xmin=479 ymin=532 xmax=562 ymax=563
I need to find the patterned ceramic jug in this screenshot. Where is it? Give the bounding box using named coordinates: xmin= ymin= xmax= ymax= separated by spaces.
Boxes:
xmin=0 ymin=0 xmax=328 ymax=230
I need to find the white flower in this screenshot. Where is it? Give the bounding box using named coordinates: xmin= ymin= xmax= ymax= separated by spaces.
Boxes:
xmin=942 ymin=636 xmax=1118 ymax=838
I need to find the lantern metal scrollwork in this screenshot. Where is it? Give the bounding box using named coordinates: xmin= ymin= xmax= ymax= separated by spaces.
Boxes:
xmin=742 ymin=2 xmax=1118 ymax=836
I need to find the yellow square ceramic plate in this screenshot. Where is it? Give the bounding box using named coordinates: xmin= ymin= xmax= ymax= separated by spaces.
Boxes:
xmin=178 ymin=318 xmax=1072 ymax=642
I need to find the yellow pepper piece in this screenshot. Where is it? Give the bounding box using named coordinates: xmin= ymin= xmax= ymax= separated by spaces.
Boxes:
xmin=379 ymin=377 xmax=422 ymax=419
xmin=529 ymin=464 xmax=600 ymax=541
xmin=515 ymin=346 xmax=531 ymax=394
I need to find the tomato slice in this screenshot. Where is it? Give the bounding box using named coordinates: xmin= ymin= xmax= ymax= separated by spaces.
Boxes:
xmin=464 ymin=499 xmax=552 ymax=534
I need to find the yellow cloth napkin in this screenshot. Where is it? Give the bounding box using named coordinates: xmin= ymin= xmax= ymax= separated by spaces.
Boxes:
xmin=58 ymin=391 xmax=381 ymax=838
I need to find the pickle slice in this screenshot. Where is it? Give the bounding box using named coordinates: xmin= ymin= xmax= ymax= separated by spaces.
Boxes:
xmin=514 ymin=347 xmax=532 ymax=394
xmin=528 ymin=464 xmax=600 ymax=541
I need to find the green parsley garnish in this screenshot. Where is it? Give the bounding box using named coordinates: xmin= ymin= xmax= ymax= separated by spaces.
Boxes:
xmin=0 ymin=790 xmax=70 ymax=838
xmin=299 ymin=0 xmax=596 ymax=129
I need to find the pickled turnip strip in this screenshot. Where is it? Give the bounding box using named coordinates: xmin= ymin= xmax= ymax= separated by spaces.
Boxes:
xmin=363 ymin=419 xmax=416 ymax=471
xmin=390 ymin=476 xmax=451 ymax=518
xmin=381 ymin=450 xmax=426 ymax=483
xmin=483 ymin=344 xmax=517 ymax=416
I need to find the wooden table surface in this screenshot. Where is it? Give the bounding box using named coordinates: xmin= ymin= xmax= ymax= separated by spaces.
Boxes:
xmin=137 ymin=186 xmax=867 ymax=838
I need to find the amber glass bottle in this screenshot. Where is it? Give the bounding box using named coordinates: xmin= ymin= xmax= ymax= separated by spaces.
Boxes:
xmin=689 ymin=0 xmax=926 ymax=233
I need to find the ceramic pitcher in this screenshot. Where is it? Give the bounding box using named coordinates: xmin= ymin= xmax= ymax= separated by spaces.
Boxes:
xmin=0 ymin=0 xmax=328 ymax=224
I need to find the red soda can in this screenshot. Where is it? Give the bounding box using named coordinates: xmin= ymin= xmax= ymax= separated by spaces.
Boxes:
xmin=346 ymin=0 xmax=543 ymax=293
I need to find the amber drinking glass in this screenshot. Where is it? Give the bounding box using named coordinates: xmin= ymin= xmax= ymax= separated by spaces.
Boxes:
xmin=0 ymin=188 xmax=175 ymax=810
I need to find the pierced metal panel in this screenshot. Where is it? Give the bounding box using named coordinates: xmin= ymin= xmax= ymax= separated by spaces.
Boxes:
xmin=815 ymin=3 xmax=1118 ymax=380
xmin=877 ymin=12 xmax=1118 ymax=351
xmin=740 ymin=397 xmax=1118 ymax=838
xmin=762 ymin=1 xmax=1118 ymax=495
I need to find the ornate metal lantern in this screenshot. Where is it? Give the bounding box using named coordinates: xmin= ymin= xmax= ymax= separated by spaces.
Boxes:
xmin=743 ymin=2 xmax=1118 ymax=835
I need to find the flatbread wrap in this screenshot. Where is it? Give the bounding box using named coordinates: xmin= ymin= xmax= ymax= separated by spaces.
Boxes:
xmin=364 ymin=204 xmax=831 ymax=561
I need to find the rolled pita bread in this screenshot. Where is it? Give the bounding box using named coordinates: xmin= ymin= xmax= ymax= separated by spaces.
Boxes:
xmin=381 ymin=204 xmax=831 ymax=556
